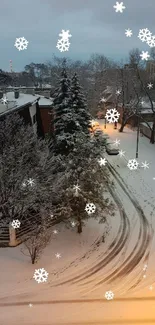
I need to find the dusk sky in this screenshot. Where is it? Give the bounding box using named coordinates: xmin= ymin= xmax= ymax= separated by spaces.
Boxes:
xmin=0 ymin=0 xmax=155 ymax=71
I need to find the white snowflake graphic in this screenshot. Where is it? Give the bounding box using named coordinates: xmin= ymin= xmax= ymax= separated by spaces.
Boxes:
xmin=27 ymin=178 xmax=35 ymax=187
xmin=140 ymin=51 xmax=150 ymax=61
xmin=127 ymin=159 xmax=139 ymax=171
xmin=11 ymin=219 xmax=21 ymax=229
xmin=138 ymin=28 xmax=152 ymax=42
xmin=1 ymin=95 xmax=8 ymax=105
xmin=125 ymin=29 xmax=132 ymax=37
xmin=105 ymin=108 xmax=120 ymax=123
xmin=73 ymin=184 xmax=80 ymax=196
xmin=105 ymin=290 xmax=114 ymax=300
xmin=119 ymin=150 xmax=125 ymax=157
xmin=100 ymin=97 xmax=107 ymax=103
xmin=55 ymin=253 xmax=61 ymax=259
xmin=33 ymin=268 xmax=48 ymax=283
xmin=53 ymin=229 xmax=58 ymax=234
xmin=113 ymin=139 xmax=120 ymax=147
xmin=56 ymin=39 xmax=70 ymax=52
xmin=141 ymin=161 xmax=149 ymax=170
xmin=14 ymin=37 xmax=29 ymax=51
xmin=116 ymin=89 xmax=121 ymax=95
xmin=59 ymin=29 xmax=72 ymax=40
xmin=147 ymin=35 xmax=155 ymax=48
xmin=143 ymin=274 xmax=147 ymax=278
xmin=113 ymin=2 xmax=125 ymax=13
xmin=147 ymin=82 xmax=153 ymax=89
xmin=98 ymin=157 xmax=107 ymax=166
xmin=29 ymin=303 xmax=33 ymax=308
xmin=85 ymin=203 xmax=96 ymax=215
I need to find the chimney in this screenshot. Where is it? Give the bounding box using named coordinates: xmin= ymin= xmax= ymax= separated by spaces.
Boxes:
xmin=14 ymin=88 xmax=19 ymax=99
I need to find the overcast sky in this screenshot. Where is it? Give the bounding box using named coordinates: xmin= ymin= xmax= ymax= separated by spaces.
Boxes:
xmin=0 ymin=0 xmax=155 ymax=71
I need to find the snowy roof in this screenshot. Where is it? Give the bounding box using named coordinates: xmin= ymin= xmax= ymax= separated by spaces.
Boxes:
xmin=141 ymin=101 xmax=155 ymax=109
xmin=41 ymin=84 xmax=51 ymax=88
xmin=141 ymin=108 xmax=153 ymax=114
xmin=38 ymin=95 xmax=53 ymax=107
xmin=140 ymin=122 xmax=153 ymax=128
xmin=0 ymin=92 xmax=40 ymax=116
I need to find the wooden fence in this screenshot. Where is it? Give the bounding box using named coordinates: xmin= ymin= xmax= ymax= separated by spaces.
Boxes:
xmin=0 ymin=215 xmax=58 ymax=247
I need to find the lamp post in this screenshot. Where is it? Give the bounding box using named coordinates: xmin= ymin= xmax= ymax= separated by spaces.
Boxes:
xmin=136 ymin=110 xmax=140 ymax=158
xmin=103 ymin=103 xmax=106 ymax=129
xmin=104 ymin=117 xmax=106 ymax=129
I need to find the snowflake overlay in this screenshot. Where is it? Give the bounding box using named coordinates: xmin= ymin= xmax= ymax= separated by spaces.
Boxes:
xmin=33 ymin=268 xmax=49 ymax=283
xmin=125 ymin=29 xmax=132 ymax=37
xmin=98 ymin=157 xmax=107 ymax=166
xmin=56 ymin=29 xmax=72 ymax=52
xmin=11 ymin=219 xmax=21 ymax=229
xmin=127 ymin=159 xmax=139 ymax=171
xmin=1 ymin=95 xmax=8 ymax=105
xmin=147 ymin=35 xmax=155 ymax=48
xmin=85 ymin=203 xmax=96 ymax=215
xmin=119 ymin=149 xmax=125 ymax=157
xmin=105 ymin=290 xmax=114 ymax=300
xmin=56 ymin=39 xmax=70 ymax=52
xmin=140 ymin=51 xmax=150 ymax=61
xmin=14 ymin=37 xmax=29 ymax=51
xmin=113 ymin=2 xmax=126 ymax=13
xmin=141 ymin=161 xmax=149 ymax=170
xmin=138 ymin=28 xmax=152 ymax=42
xmin=105 ymin=108 xmax=120 ymax=123
xmin=59 ymin=29 xmax=72 ymax=40
xmin=147 ymin=82 xmax=153 ymax=89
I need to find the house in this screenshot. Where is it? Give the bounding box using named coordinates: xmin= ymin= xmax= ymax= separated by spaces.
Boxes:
xmin=119 ymin=98 xmax=155 ymax=127
xmin=140 ymin=122 xmax=155 ymax=141
xmin=0 ymin=90 xmax=44 ymax=137
xmin=38 ymin=96 xmax=54 ymax=136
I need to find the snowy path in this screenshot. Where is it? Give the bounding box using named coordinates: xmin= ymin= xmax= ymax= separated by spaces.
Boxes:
xmin=1 ymin=123 xmax=155 ymax=324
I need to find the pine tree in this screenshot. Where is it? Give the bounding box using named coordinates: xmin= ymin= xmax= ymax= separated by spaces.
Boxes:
xmin=50 ymin=132 xmax=114 ymax=234
xmin=71 ymin=73 xmax=92 ymax=134
xmin=51 ymin=68 xmax=80 ymax=155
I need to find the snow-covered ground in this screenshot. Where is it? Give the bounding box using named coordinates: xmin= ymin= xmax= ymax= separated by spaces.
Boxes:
xmin=1 ymin=123 xmax=155 ymax=324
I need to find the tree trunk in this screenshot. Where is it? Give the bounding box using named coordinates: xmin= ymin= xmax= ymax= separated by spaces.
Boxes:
xmin=31 ymin=248 xmax=37 ymax=264
xmin=119 ymin=124 xmax=125 ymax=132
xmin=77 ymin=216 xmax=82 ymax=234
xmin=150 ymin=121 xmax=155 ymax=144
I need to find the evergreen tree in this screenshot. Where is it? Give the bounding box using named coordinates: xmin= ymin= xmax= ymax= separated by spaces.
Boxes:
xmin=51 ymin=68 xmax=80 ymax=155
xmin=50 ymin=132 xmax=114 ymax=234
xmin=71 ymin=73 xmax=92 ymax=134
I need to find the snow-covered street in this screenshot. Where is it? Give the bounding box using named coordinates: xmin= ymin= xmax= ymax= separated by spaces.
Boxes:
xmin=1 ymin=123 xmax=155 ymax=324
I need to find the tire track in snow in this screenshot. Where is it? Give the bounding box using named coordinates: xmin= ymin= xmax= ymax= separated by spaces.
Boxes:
xmin=71 ymin=161 xmax=151 ymax=290
xmin=51 ymin=173 xmax=130 ymax=287
xmin=101 ymin=162 xmax=152 ymax=284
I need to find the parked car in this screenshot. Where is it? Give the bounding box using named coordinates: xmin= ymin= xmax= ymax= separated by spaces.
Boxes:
xmin=106 ymin=143 xmax=119 ymax=155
